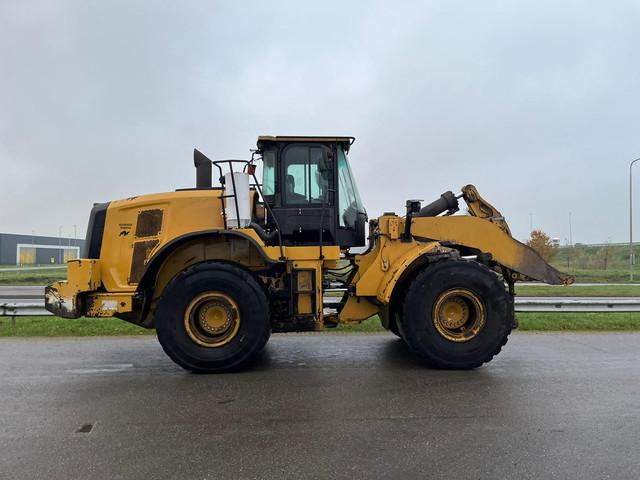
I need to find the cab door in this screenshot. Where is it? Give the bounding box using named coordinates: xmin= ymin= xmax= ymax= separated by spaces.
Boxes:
xmin=268 ymin=143 xmax=337 ymax=246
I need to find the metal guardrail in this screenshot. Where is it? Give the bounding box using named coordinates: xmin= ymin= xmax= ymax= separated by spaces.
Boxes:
xmin=3 ymin=298 xmax=640 ymax=321
xmin=0 ymin=303 xmax=50 ymax=327
xmin=1 ymin=303 xmax=50 ymax=316
xmin=514 ymin=298 xmax=640 ymax=312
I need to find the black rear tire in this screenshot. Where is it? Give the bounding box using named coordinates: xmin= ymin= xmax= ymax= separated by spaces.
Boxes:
xmin=400 ymin=260 xmax=513 ymax=369
xmin=388 ymin=318 xmax=402 ymax=338
xmin=155 ymin=262 xmax=270 ymax=373
xmin=387 ymin=306 xmax=405 ymax=338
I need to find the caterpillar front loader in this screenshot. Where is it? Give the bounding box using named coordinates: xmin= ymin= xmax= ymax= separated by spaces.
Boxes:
xmin=45 ymin=136 xmax=572 ymax=372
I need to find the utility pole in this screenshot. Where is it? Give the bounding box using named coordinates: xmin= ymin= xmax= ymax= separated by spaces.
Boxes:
xmin=529 ymin=213 xmax=533 ymax=234
xmin=630 ymin=158 xmax=640 ymax=281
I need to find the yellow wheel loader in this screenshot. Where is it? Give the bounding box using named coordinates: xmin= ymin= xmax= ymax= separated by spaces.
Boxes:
xmin=45 ymin=136 xmax=572 ymax=372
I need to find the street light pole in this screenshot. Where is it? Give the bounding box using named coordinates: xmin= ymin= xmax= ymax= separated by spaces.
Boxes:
xmin=630 ymin=158 xmax=640 ymax=281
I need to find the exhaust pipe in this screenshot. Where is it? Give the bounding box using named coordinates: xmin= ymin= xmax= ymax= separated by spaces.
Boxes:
xmin=194 ymin=148 xmax=212 ymax=188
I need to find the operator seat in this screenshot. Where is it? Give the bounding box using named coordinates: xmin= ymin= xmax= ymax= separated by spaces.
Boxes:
xmin=285 ymin=174 xmax=307 ymax=204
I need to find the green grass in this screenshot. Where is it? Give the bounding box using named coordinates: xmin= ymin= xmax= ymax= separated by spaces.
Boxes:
xmin=0 ymin=267 xmax=67 ymax=285
xmin=552 ymin=268 xmax=636 ymax=284
xmin=515 ymin=312 xmax=640 ymax=331
xmin=516 ymin=284 xmax=640 ymax=297
xmin=332 ymin=317 xmax=386 ymax=333
xmin=332 ymin=313 xmax=640 ymax=333
xmin=3 ymin=313 xmax=636 ymax=338
xmin=551 ymin=244 xmax=640 ymax=273
xmin=0 ymin=260 xmax=637 ymax=287
xmin=0 ymin=316 xmax=153 ymax=337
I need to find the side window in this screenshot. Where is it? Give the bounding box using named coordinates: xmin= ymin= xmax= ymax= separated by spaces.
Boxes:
xmin=284 ymin=145 xmax=333 ymax=205
xmin=262 ymin=150 xmax=276 ymax=196
xmin=337 ymin=148 xmax=363 ymax=228
xmin=284 ymin=146 xmax=308 ymax=204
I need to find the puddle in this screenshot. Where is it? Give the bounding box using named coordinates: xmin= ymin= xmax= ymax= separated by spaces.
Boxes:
xmin=77 ymin=423 xmax=94 ymax=433
xmin=67 ymin=363 xmax=134 ymax=374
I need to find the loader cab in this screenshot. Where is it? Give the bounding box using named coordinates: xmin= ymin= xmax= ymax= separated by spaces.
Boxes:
xmin=256 ymin=136 xmax=367 ymax=248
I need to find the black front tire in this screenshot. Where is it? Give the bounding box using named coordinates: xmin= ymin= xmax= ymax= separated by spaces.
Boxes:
xmin=400 ymin=260 xmax=513 ymax=369
xmin=155 ymin=262 xmax=270 ymax=373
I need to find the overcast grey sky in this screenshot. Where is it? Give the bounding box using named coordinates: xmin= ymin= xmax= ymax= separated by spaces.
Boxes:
xmin=1 ymin=1 xmax=639 ymax=244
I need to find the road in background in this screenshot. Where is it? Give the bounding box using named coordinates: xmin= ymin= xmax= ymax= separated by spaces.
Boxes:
xmin=0 ymin=265 xmax=66 ymax=272
xmin=0 ymin=286 xmax=45 ymax=303
xmin=0 ymin=333 xmax=638 ymax=479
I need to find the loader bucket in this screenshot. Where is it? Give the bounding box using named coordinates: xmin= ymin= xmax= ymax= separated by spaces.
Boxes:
xmin=411 ymin=215 xmax=574 ymax=285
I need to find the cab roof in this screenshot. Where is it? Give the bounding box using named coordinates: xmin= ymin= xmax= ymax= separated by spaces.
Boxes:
xmin=257 ymin=135 xmax=355 ymax=152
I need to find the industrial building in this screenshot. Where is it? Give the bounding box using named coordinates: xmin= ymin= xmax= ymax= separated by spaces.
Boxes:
xmin=0 ymin=233 xmax=84 ymax=265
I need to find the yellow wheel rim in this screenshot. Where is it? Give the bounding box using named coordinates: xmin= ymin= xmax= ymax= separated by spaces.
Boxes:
xmin=433 ymin=288 xmax=485 ymax=343
xmin=184 ymin=292 xmax=241 ymax=348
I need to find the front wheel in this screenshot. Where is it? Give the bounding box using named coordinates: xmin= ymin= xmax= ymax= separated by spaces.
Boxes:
xmin=155 ymin=262 xmax=271 ymax=373
xmin=400 ymin=260 xmax=513 ymax=369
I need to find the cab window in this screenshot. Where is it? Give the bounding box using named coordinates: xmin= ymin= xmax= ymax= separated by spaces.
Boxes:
xmin=283 ymin=145 xmax=333 ymax=205
xmin=262 ymin=150 xmax=276 ymax=196
xmin=337 ymin=148 xmax=363 ymax=228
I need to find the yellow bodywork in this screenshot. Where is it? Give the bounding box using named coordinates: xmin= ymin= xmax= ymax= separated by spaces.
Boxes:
xmin=46 ymin=188 xmax=341 ymax=323
xmin=336 ymin=212 xmax=572 ymax=325
xmin=46 ymin=185 xmax=570 ymax=329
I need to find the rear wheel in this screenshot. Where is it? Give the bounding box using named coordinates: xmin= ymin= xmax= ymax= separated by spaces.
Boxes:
xmin=155 ymin=262 xmax=270 ymax=373
xmin=388 ymin=318 xmax=402 ymax=338
xmin=400 ymin=260 xmax=513 ymax=369
xmin=387 ymin=305 xmax=404 ymax=338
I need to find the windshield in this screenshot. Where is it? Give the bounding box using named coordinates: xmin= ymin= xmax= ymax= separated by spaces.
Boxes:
xmin=337 ymin=147 xmax=364 ymax=228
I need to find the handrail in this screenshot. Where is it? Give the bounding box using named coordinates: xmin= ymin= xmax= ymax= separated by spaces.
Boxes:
xmin=211 ymin=158 xmax=285 ymax=260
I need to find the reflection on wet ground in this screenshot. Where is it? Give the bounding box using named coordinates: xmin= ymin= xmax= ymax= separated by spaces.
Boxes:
xmin=1 ymin=333 xmax=639 ymax=479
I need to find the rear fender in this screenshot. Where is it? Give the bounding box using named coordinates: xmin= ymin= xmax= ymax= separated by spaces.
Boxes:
xmin=134 ymin=230 xmax=278 ymax=327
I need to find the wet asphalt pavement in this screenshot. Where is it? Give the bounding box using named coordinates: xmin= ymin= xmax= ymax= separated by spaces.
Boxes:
xmin=0 ymin=332 xmax=639 ymax=480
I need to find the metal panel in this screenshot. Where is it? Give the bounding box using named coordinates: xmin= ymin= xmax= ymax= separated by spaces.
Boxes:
xmin=135 ymin=209 xmax=164 ymax=238
xmin=129 ymin=240 xmax=159 ymax=284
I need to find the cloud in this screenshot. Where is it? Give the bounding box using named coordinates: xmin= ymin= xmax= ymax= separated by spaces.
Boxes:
xmin=1 ymin=0 xmax=639 ymax=243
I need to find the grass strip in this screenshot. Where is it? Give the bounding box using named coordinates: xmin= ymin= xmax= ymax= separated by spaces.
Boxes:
xmin=333 ymin=313 xmax=640 ymax=333
xmin=0 ymin=316 xmax=153 ymax=337
xmin=516 ymin=285 xmax=640 ymax=297
xmin=2 ymin=313 xmax=639 ymax=337
xmin=0 ymin=268 xmax=67 ymax=286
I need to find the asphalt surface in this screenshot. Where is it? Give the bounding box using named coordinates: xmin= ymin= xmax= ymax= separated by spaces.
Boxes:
xmin=1 ymin=333 xmax=639 ymax=480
